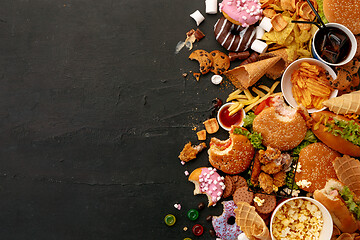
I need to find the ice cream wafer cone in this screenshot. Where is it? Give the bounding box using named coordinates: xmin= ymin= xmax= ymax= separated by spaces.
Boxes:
xmin=260 ymin=48 xmax=292 ymax=80
xmin=322 ymin=90 xmax=360 ymax=115
xmin=235 ymin=202 xmax=271 ymax=240
xmin=224 ymin=56 xmax=281 ymax=89
xmin=333 ymin=155 xmax=360 ymax=198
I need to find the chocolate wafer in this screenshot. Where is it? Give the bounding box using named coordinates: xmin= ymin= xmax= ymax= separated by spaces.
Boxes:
xmin=233 ymin=186 xmax=253 ymax=205
xmin=223 ymin=175 xmax=235 ymax=198
xmin=253 ymin=193 xmax=276 ymax=214
xmin=231 ymin=175 xmax=247 ymax=189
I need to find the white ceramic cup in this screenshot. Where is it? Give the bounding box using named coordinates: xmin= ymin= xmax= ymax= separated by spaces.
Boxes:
xmin=217 ymin=102 xmax=246 ymax=131
xmin=312 ymin=23 xmax=357 ymax=67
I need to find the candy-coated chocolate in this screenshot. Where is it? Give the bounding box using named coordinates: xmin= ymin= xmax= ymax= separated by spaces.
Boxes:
xmin=192 ymin=224 xmax=204 ymax=236
xmin=164 ymin=214 xmax=176 ymax=226
xmin=187 ymin=209 xmax=199 ymax=221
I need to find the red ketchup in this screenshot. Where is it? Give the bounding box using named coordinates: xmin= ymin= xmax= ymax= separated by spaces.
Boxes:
xmin=218 ymin=104 xmax=243 ymax=129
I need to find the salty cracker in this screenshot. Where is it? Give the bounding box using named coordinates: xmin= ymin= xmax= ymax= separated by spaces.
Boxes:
xmin=196 ymin=130 xmax=207 ymax=141
xmin=271 ymin=14 xmax=289 ymax=32
xmin=203 ymin=118 xmax=219 ymax=134
xmin=263 ymin=8 xmax=277 ymax=18
xmin=280 ymin=0 xmax=294 ymax=12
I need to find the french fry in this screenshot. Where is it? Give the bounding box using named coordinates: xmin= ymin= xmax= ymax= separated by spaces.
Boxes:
xmin=252 ymin=87 xmax=266 ymax=97
xmin=237 ymin=95 xmax=260 ymax=105
xmin=228 ymin=101 xmax=241 ymax=112
xmin=228 ymin=89 xmax=243 ymax=97
xmin=226 ymin=94 xmax=247 ymax=102
xmin=244 ymin=81 xmax=280 ymax=112
xmin=244 ymin=89 xmax=254 ymax=100
xmin=229 ymin=103 xmax=244 ymax=116
xmin=258 ymin=85 xmax=271 ymax=92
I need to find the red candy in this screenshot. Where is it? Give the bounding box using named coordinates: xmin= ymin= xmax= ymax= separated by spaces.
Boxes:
xmin=192 ymin=224 xmax=204 ymax=236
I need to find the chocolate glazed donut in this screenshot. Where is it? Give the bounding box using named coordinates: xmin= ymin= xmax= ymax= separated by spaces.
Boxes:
xmin=214 ymin=16 xmax=256 ymax=52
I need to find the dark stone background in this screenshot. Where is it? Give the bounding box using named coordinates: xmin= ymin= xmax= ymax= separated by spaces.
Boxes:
xmin=0 ymin=1 xmax=277 ymax=239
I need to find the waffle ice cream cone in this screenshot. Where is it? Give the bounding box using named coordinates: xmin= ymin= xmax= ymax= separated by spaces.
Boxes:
xmin=260 ymin=48 xmax=292 ymax=80
xmin=322 ymin=90 xmax=360 ymax=115
xmin=235 ymin=202 xmax=271 ymax=240
xmin=333 ymin=155 xmax=360 ymax=198
xmin=224 ymin=56 xmax=281 ymax=89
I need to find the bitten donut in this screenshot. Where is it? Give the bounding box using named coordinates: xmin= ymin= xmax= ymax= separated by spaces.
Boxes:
xmin=214 ymin=16 xmax=256 ymax=52
xmin=219 ymin=0 xmax=262 ymax=27
xmin=212 ymin=200 xmax=242 ymax=240
xmin=188 ymin=167 xmax=225 ymax=207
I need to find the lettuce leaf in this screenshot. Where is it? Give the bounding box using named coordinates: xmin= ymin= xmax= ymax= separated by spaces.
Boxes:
xmin=339 ymin=186 xmax=360 ymax=220
xmin=233 ymin=127 xmax=265 ymax=150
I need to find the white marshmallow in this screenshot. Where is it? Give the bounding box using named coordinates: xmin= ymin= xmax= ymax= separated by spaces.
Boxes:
xmin=251 ymin=39 xmax=268 ymax=54
xmin=255 ymin=26 xmax=265 ymax=39
xmin=205 ymin=0 xmax=218 ymax=14
xmin=190 ymin=10 xmax=205 ymax=26
xmin=211 ymin=75 xmax=223 ymax=85
xmin=238 ymin=232 xmax=250 ymax=240
xmin=259 ymin=17 xmax=273 ymax=32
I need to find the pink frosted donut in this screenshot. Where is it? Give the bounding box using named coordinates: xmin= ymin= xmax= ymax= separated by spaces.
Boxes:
xmin=219 ymin=0 xmax=262 ymax=27
xmin=214 ymin=16 xmax=256 ymax=52
xmin=212 ymin=200 xmax=242 ymax=240
xmin=188 ymin=167 xmax=225 ymax=207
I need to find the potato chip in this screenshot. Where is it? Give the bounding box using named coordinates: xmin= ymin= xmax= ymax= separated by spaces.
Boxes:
xmin=280 ymin=0 xmax=294 ymax=11
xmin=296 ymin=18 xmax=311 ymax=31
xmin=299 ymin=2 xmax=314 ymax=20
xmin=262 ymin=0 xmax=317 ymax=60
xmin=291 ymin=62 xmax=334 ymax=109
xmin=261 ymin=0 xmax=275 ymax=8
xmin=263 ymin=8 xmax=277 ymax=18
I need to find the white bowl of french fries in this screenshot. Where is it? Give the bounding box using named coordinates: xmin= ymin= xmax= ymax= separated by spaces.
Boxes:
xmin=281 ymin=58 xmax=338 ymax=114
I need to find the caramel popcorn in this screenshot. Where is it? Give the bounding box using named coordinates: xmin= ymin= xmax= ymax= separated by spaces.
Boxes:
xmin=272 ymin=199 xmax=323 ymax=240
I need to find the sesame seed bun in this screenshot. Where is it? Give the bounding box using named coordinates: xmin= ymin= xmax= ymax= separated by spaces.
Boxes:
xmin=208 ymin=128 xmax=255 ymax=175
xmin=323 ymin=0 xmax=360 ymax=34
xmin=295 ymin=142 xmax=340 ymax=193
xmin=252 ymin=107 xmax=307 ymax=151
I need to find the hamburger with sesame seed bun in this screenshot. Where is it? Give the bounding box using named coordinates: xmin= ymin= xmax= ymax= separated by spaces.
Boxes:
xmin=252 ymin=95 xmax=308 ymax=151
xmin=208 ymin=126 xmax=255 ymax=175
xmin=295 ymin=142 xmax=339 ymax=193
xmin=323 ymin=0 xmax=360 ymax=34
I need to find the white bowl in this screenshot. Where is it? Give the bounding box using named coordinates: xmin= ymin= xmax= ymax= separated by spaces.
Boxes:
xmin=312 ymin=23 xmax=357 ymax=67
xmin=217 ymin=102 xmax=246 ymax=131
xmin=270 ymin=197 xmax=333 ymax=240
xmin=281 ymin=58 xmax=338 ymax=114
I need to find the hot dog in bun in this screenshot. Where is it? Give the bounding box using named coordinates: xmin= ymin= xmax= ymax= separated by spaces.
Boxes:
xmin=311 ymin=111 xmax=360 ymax=157
xmin=314 ymin=179 xmax=360 ymax=233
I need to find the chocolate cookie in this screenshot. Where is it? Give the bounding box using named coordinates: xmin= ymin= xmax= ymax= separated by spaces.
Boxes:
xmin=330 ymin=68 xmax=352 ymax=90
xmin=254 ymin=193 xmax=276 ymax=214
xmin=189 ymin=50 xmax=213 ymax=74
xmin=223 ymin=175 xmax=235 ymax=198
xmin=231 ymin=175 xmax=248 ymax=189
xmin=210 ymin=50 xmax=230 ymax=75
xmin=233 ymin=186 xmax=254 ymax=205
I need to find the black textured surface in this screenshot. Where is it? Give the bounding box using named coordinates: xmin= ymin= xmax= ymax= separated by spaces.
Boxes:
xmin=0 ymin=1 xmax=277 ymax=239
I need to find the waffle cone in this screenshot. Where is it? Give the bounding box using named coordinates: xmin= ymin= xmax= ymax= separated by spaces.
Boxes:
xmin=260 ymin=48 xmax=292 ymax=80
xmin=224 ymin=56 xmax=281 ymax=89
xmin=322 ymin=90 xmax=360 ymax=115
xmin=333 ymin=155 xmax=360 ymax=198
xmin=235 ymin=202 xmax=271 ymax=240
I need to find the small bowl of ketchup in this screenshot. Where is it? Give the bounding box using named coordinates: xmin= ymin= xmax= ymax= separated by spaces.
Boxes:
xmin=312 ymin=23 xmax=357 ymax=67
xmin=217 ymin=102 xmax=246 ymax=131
